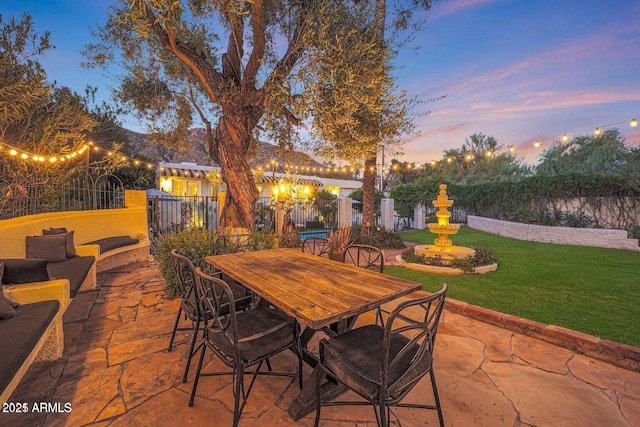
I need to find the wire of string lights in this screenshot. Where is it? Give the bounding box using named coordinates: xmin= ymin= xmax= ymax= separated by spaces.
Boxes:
xmin=1 ymin=117 xmax=637 ymax=173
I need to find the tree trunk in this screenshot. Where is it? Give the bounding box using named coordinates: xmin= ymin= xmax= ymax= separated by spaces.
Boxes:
xmin=214 ymin=110 xmax=259 ymax=231
xmin=359 ymin=0 xmax=387 ymax=236
xmin=362 ymin=156 xmax=377 ymax=234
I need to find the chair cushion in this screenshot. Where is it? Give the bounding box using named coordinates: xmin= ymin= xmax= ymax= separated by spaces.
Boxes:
xmin=43 ymin=228 xmax=77 ymax=258
xmin=209 ymin=308 xmax=295 ymax=363
xmin=0 ymin=259 xmax=50 ymax=284
xmin=320 ymin=325 xmax=431 ymax=401
xmin=47 ymin=256 xmax=95 ymax=298
xmin=26 ymin=235 xmax=68 ymax=262
xmin=85 ymin=236 xmax=139 ymax=254
xmin=0 ymin=300 xmax=60 ymax=394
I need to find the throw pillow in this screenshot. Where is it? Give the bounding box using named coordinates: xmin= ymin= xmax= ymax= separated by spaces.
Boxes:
xmin=43 ymin=228 xmax=77 ymax=258
xmin=44 ymin=226 xmax=68 ymax=234
xmin=1 ymin=259 xmax=50 ymax=284
xmin=0 ymin=262 xmax=18 ymax=319
xmin=26 ymin=235 xmax=68 ymax=262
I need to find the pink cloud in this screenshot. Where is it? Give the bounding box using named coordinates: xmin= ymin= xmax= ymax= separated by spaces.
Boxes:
xmin=429 ymin=0 xmax=505 ymax=20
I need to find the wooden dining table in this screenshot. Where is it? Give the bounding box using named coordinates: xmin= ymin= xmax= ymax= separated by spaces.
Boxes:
xmin=205 ymin=247 xmax=423 ymax=420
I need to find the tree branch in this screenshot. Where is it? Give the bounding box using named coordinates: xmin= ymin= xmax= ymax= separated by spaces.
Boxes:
xmin=144 ymin=5 xmax=224 ymax=104
xmin=221 ymin=10 xmax=244 ymax=88
xmin=261 ymin=2 xmax=311 ymax=98
xmin=243 ymin=0 xmax=266 ymax=92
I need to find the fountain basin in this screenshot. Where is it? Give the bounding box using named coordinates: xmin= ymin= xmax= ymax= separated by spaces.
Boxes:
xmin=414 ymin=244 xmax=476 ymax=261
xmin=396 ymin=255 xmax=498 ymax=275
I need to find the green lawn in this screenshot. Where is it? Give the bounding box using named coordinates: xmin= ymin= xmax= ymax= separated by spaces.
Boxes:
xmin=386 ymin=227 xmax=640 ymax=348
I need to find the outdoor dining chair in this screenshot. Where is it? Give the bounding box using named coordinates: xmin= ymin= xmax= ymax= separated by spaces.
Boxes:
xmin=168 ymin=250 xmax=253 ymax=383
xmin=213 ymin=233 xmax=258 ymax=255
xmin=343 ymin=243 xmax=384 ymax=272
xmin=190 ymin=268 xmax=303 ymax=427
xmin=302 ymin=236 xmax=333 ymax=258
xmin=167 ymin=250 xmax=205 ymax=383
xmin=313 ymin=284 xmax=448 ymax=427
xmin=343 ymin=243 xmax=386 ymax=324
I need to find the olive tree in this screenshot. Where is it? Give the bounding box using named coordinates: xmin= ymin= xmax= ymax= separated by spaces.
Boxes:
xmin=84 ymin=0 xmax=442 ymax=231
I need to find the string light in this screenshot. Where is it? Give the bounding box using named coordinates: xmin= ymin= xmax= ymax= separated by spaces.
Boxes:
xmin=0 ymin=139 xmax=155 ymax=170
xmin=4 ymin=115 xmax=637 ymax=176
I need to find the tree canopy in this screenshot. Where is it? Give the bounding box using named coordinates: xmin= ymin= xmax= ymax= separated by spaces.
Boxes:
xmin=83 ymin=0 xmax=433 ymax=230
xmin=535 ymin=128 xmax=640 ymax=177
xmin=1 ymin=15 xmax=93 ymax=186
xmin=433 ymin=133 xmax=531 ymax=185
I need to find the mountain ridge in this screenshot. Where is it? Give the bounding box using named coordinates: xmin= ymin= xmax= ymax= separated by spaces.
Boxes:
xmin=123 ymin=127 xmax=324 ymax=170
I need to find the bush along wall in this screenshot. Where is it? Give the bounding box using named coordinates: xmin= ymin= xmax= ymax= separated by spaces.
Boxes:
xmin=449 ymin=174 xmax=640 ymax=232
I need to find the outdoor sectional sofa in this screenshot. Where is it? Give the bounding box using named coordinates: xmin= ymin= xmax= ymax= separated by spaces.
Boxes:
xmin=0 ymin=233 xmax=144 ymax=403
xmin=0 ymin=189 xmax=150 ymax=403
xmin=0 ymin=259 xmax=70 ymax=404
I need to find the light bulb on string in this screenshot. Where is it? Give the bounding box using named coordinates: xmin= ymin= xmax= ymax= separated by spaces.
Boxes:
xmin=631 ymin=119 xmax=638 ymax=128
xmin=594 ymin=127 xmax=601 ymax=136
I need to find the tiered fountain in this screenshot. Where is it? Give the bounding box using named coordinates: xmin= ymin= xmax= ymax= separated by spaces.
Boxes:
xmin=415 ymin=184 xmax=475 ymax=260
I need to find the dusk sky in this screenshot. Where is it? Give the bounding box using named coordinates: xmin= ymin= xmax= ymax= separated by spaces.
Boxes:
xmin=3 ymin=0 xmax=640 ymax=166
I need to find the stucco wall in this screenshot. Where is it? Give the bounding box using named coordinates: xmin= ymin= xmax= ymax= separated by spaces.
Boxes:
xmin=468 ymin=215 xmax=639 ymax=251
xmin=0 ymin=190 xmax=148 ymax=258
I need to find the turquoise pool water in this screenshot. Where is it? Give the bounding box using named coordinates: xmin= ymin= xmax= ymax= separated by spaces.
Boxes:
xmin=299 ymin=230 xmax=329 ymax=240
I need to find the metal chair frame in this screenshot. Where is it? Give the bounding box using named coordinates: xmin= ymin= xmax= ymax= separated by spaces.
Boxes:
xmin=302 ymin=236 xmax=333 ymax=258
xmin=213 ymin=233 xmax=258 ymax=255
xmin=343 ymin=243 xmax=384 ymax=273
xmin=314 ymin=284 xmax=448 ymax=427
xmin=167 ymin=250 xmax=205 ymax=383
xmin=343 ymin=243 xmax=387 ymax=325
xmin=189 ymin=268 xmax=303 ymax=426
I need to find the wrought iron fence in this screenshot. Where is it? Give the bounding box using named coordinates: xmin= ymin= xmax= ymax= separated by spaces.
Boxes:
xmin=351 ymin=199 xmax=382 ymax=228
xmin=254 ymin=197 xmax=337 ymax=236
xmin=147 ymin=195 xmax=218 ymax=236
xmin=0 ymin=173 xmax=125 ymax=220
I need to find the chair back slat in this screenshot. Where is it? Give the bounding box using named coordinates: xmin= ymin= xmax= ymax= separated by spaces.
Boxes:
xmin=343 ymin=244 xmax=384 ymax=272
xmin=302 ymin=236 xmax=333 ymax=258
xmin=214 ymin=233 xmax=258 ymax=255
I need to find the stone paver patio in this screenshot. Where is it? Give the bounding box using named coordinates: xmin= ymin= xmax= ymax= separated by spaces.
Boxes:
xmin=2 ymin=260 xmax=639 ymax=427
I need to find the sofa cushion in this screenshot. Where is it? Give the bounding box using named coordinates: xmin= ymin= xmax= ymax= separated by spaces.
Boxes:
xmin=0 ymin=262 xmax=18 ymax=320
xmin=26 ymin=235 xmax=68 ymax=262
xmin=85 ymin=236 xmax=140 ymax=254
xmin=0 ymin=259 xmax=50 ymax=284
xmin=43 ymin=228 xmax=77 ymax=258
xmin=0 ymin=300 xmax=59 ymax=395
xmin=46 ymin=256 xmax=95 ymax=298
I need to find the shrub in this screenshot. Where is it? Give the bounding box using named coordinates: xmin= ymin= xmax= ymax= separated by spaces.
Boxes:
xmin=400 ymin=247 xmax=447 ymax=266
xmin=471 ymin=246 xmax=498 ymax=266
xmin=151 ymin=228 xmax=217 ymax=298
xmin=562 ymin=210 xmax=595 ymax=228
xmin=351 ymin=225 xmax=406 ymax=249
xmin=254 ymin=229 xmax=277 ymax=250
xmin=449 ymin=258 xmax=474 ymax=273
xmin=280 ymin=230 xmax=301 ymax=248
xmin=401 ymin=247 xmax=426 ymax=264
